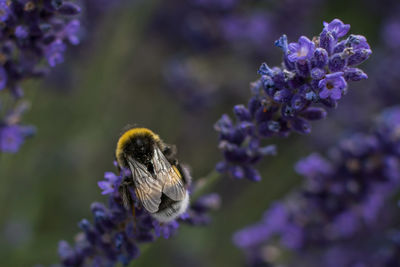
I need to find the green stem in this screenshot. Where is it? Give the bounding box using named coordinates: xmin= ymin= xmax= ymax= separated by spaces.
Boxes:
xmin=192 ymin=170 xmax=222 ymax=201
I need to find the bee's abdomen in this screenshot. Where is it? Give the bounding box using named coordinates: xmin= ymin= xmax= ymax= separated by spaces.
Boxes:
xmin=157 ymin=193 xmax=179 ymax=212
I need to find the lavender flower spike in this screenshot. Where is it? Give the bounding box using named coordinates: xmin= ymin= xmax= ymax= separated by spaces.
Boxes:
xmin=234 ymin=106 xmax=400 ymax=267
xmin=58 ymin=163 xmax=219 ymax=266
xmin=0 ymin=0 xmax=81 ymax=153
xmin=0 ymin=0 xmax=81 ymax=94
xmin=215 ymin=19 xmax=371 ymax=181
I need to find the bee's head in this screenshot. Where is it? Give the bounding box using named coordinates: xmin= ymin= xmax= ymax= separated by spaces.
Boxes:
xmin=116 ymin=128 xmax=161 ymax=168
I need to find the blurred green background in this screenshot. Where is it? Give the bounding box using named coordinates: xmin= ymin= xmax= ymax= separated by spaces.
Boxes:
xmin=0 ymin=0 xmax=390 ymax=266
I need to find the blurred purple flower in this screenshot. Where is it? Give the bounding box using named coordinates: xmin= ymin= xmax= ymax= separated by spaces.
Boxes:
xmin=45 ymin=40 xmax=67 ymax=67
xmin=63 ymin=20 xmax=81 ymax=45
xmin=98 ymin=172 xmax=120 ymax=195
xmin=0 ymin=101 xmax=35 ymax=153
xmin=15 ymin=26 xmax=29 ymax=39
xmin=0 ymin=0 xmax=10 ymax=22
xmin=220 ymin=13 xmax=272 ymax=47
xmin=163 ymin=58 xmax=218 ymax=112
xmin=0 ymin=125 xmax=34 ymax=153
xmin=0 ymin=0 xmax=81 ymax=93
xmin=150 ymin=0 xmax=328 ymax=115
xmin=0 ymin=66 xmax=7 ymax=90
xmin=382 ymin=18 xmax=400 ymax=49
xmin=190 ymin=0 xmax=238 ymax=10
xmin=234 ymin=106 xmax=400 ymax=266
xmin=295 ymin=153 xmax=333 ymax=177
xmin=234 ymin=202 xmax=288 ymax=249
xmin=0 ymin=126 xmax=24 ymax=153
xmin=153 ymin=220 xmax=179 ymax=239
xmin=281 ymin=223 xmax=303 ymax=250
xmin=0 ymin=0 xmax=81 ymax=153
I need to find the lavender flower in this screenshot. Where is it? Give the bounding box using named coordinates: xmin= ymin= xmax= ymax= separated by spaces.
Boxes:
xmin=287 ymin=36 xmax=315 ymax=63
xmin=0 ymin=125 xmax=32 ymax=153
xmin=0 ymin=0 xmax=80 ymax=153
xmin=0 ymin=101 xmax=35 ymax=153
xmin=0 ymin=0 xmax=10 ymax=22
xmin=46 ymin=40 xmax=67 ymax=67
xmin=150 ymin=0 xmax=328 ymax=113
xmin=323 ymin=18 xmax=350 ymax=38
xmin=234 ymin=106 xmax=400 ymax=267
xmin=0 ymin=0 xmax=81 ymax=153
xmin=150 ymin=0 xmax=323 ymax=54
xmin=98 ymin=172 xmax=120 ymax=195
xmin=215 ymin=19 xmax=371 ymax=181
xmin=163 ymin=58 xmax=218 ymax=112
xmin=190 ymin=0 xmax=238 ymax=10
xmin=318 ymin=72 xmax=347 ymax=100
xmin=58 ymin=164 xmax=220 ymax=266
xmin=219 ymin=12 xmax=272 ymax=50
xmin=15 ymin=26 xmax=29 ymax=39
xmin=382 ymin=17 xmax=400 ymax=49
xmin=0 ymin=66 xmax=7 ymax=91
xmin=0 ymin=0 xmax=81 ymax=93
xmin=372 ymin=8 xmax=400 ymax=107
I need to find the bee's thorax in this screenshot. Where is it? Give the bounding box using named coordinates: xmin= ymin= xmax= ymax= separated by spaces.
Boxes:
xmin=124 ymin=135 xmax=155 ymax=167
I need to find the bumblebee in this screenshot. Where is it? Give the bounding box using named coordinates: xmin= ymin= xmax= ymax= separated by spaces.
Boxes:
xmin=116 ymin=127 xmax=191 ymax=223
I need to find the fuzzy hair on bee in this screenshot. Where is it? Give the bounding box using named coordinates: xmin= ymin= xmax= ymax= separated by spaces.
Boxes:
xmin=116 ymin=127 xmax=191 ymax=223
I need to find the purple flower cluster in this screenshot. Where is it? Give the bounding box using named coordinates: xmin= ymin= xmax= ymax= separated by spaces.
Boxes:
xmin=150 ymin=0 xmax=250 ymax=51
xmin=0 ymin=0 xmax=80 ymax=94
xmin=382 ymin=7 xmax=400 ymax=49
xmin=215 ymin=19 xmax=371 ymax=181
xmin=79 ymin=0 xmax=128 ymax=33
xmin=371 ymin=7 xmax=400 ymax=108
xmin=190 ymin=0 xmax=238 ymax=10
xmin=219 ymin=11 xmax=272 ymax=51
xmin=309 ymin=236 xmax=400 ymax=267
xmin=163 ymin=58 xmax=218 ymax=112
xmin=233 ymin=106 xmax=400 ymax=267
xmin=58 ymin=163 xmax=220 ymax=266
xmin=152 ymin=0 xmax=328 ymax=112
xmin=0 ymin=0 xmax=81 ymax=153
xmin=151 ymin=0 xmax=323 ymax=54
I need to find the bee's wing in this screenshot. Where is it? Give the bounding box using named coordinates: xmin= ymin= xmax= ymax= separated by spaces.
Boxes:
xmin=153 ymin=147 xmax=186 ymax=201
xmin=127 ymin=156 xmax=162 ymax=213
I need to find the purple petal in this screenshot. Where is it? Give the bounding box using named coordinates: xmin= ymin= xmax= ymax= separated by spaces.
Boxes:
xmin=330 ymin=88 xmax=342 ymax=100
xmin=319 ymin=88 xmax=331 ymax=99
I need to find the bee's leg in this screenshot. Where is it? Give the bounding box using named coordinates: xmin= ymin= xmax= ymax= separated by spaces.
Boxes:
xmin=119 ymin=180 xmax=133 ymax=210
xmin=163 ymin=144 xmax=178 ymax=165
xmin=176 ymin=163 xmax=192 ymax=187
xmin=119 ymin=179 xmax=138 ymax=232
